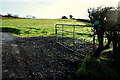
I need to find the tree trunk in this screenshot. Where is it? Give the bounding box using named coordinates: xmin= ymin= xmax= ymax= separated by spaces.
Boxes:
xmin=113 ymin=31 xmax=117 ymax=59
xmin=93 ymin=32 xmax=104 ymax=58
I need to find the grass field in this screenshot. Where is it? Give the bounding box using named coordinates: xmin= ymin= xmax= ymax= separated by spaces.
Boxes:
xmin=1 ymin=17 xmax=93 ymax=38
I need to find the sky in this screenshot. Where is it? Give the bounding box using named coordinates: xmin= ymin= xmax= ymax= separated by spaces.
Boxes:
xmin=0 ymin=0 xmax=120 ymax=19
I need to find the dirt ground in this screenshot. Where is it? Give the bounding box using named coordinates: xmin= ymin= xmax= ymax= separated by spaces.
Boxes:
xmin=1 ymin=33 xmax=92 ymax=80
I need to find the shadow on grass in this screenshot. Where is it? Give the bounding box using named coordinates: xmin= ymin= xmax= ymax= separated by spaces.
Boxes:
xmin=49 ymin=33 xmax=56 ymax=37
xmin=0 ymin=27 xmax=21 ymax=34
xmin=76 ymin=33 xmax=93 ymax=37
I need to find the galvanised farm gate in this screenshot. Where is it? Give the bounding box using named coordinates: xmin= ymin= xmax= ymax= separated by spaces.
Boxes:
xmin=55 ymin=24 xmax=95 ymax=57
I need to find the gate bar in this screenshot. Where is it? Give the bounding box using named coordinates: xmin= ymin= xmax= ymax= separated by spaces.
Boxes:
xmin=56 ymin=24 xmax=94 ymax=27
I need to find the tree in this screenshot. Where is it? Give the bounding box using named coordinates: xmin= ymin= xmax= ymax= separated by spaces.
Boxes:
xmin=88 ymin=7 xmax=120 ymax=59
xmin=13 ymin=14 xmax=19 ymax=18
xmin=61 ymin=16 xmax=68 ymax=19
xmin=7 ymin=13 xmax=13 ymax=17
xmin=69 ymin=15 xmax=73 ymax=19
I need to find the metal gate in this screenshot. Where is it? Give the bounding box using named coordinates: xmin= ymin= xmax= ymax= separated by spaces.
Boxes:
xmin=55 ymin=24 xmax=95 ymax=57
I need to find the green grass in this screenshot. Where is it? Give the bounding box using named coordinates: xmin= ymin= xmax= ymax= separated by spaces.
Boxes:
xmin=1 ymin=18 xmax=93 ymax=38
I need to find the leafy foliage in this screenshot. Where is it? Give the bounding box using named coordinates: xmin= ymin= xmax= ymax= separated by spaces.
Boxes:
xmin=77 ymin=56 xmax=120 ymax=80
xmin=88 ymin=7 xmax=120 ymax=58
xmin=61 ymin=16 xmax=68 ymax=19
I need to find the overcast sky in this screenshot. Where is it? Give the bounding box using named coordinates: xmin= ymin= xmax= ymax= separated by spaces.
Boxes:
xmin=0 ymin=0 xmax=120 ymax=19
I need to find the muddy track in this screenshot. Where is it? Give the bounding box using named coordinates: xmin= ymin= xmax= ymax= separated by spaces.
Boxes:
xmin=2 ymin=36 xmax=85 ymax=80
xmin=1 ymin=32 xmax=93 ymax=80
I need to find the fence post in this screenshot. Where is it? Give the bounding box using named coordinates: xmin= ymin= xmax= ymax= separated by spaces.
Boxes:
xmin=55 ymin=25 xmax=58 ymax=42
